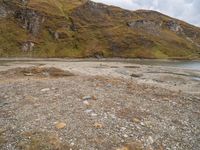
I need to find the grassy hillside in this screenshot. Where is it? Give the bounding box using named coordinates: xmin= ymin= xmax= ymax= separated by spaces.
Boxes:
xmin=0 ymin=0 xmax=200 ymax=58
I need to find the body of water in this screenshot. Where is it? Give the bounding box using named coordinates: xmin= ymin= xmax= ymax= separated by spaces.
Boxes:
xmin=0 ymin=59 xmax=200 ymax=70
xmin=127 ymin=59 xmax=200 ymax=70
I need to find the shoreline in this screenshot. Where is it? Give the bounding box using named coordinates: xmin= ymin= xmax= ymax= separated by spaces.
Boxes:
xmin=1 ymin=58 xmax=200 ymax=72
xmin=0 ymin=60 xmax=200 ymax=93
xmin=0 ymin=57 xmax=200 ymax=62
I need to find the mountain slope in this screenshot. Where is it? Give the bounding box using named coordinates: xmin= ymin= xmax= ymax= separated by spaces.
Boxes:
xmin=0 ymin=0 xmax=200 ymax=58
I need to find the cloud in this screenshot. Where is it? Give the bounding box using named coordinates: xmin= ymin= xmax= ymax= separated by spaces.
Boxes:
xmin=92 ymin=0 xmax=200 ymax=27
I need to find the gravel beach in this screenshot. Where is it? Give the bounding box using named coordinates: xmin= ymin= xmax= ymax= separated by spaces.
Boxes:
xmin=0 ymin=59 xmax=200 ymax=150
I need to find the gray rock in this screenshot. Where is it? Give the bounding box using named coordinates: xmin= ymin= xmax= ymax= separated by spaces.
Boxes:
xmin=82 ymin=96 xmax=92 ymax=100
xmin=166 ymin=20 xmax=183 ymax=32
xmin=120 ymin=127 xmax=126 ymax=131
xmin=40 ymin=88 xmax=50 ymax=92
xmin=21 ymin=0 xmax=29 ymax=5
xmin=0 ymin=101 xmax=9 ymax=107
xmin=127 ymin=19 xmax=161 ymax=34
xmin=54 ymin=32 xmax=59 ymax=40
xmin=0 ymin=6 xmax=7 ymax=18
xmin=91 ymin=113 xmax=97 ymax=117
xmin=123 ymin=134 xmax=128 ymax=138
xmin=130 ymin=73 xmax=143 ymax=78
xmin=84 ymin=109 xmax=93 ymax=113
xmin=15 ymin=9 xmax=45 ymax=36
xmin=147 ymin=136 xmax=154 ymax=145
xmin=83 ymin=100 xmax=90 ymax=106
xmin=22 ymin=41 xmax=35 ymax=52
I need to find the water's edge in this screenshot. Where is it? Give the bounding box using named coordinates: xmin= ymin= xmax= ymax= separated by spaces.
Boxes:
xmin=0 ymin=58 xmax=200 ymax=70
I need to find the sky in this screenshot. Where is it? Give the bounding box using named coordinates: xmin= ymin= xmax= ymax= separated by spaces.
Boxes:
xmin=92 ymin=0 xmax=200 ymax=27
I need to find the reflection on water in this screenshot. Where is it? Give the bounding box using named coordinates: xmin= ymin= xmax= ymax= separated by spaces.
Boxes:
xmin=127 ymin=59 xmax=200 ymax=70
xmin=0 ymin=59 xmax=200 ymax=70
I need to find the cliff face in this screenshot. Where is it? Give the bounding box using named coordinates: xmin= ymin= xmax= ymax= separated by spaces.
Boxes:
xmin=0 ymin=0 xmax=200 ymax=58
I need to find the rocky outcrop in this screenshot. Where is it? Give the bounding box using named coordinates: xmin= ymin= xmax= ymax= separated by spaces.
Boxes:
xmin=127 ymin=20 xmax=161 ymax=34
xmin=54 ymin=31 xmax=69 ymax=40
xmin=20 ymin=0 xmax=29 ymax=5
xmin=15 ymin=9 xmax=45 ymax=36
xmin=21 ymin=41 xmax=35 ymax=52
xmin=166 ymin=20 xmax=183 ymax=32
xmin=127 ymin=19 xmax=185 ymax=35
xmin=0 ymin=6 xmax=7 ymax=18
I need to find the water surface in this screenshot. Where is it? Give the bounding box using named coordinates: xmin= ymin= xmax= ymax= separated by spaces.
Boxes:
xmin=0 ymin=59 xmax=200 ymax=70
xmin=127 ymin=59 xmax=200 ymax=70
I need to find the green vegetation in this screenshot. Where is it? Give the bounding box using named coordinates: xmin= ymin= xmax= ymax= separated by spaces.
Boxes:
xmin=0 ymin=0 xmax=200 ymax=58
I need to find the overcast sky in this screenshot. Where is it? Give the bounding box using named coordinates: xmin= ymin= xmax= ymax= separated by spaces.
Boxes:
xmin=92 ymin=0 xmax=200 ymax=27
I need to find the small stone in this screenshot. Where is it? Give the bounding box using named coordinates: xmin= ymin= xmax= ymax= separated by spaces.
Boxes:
xmin=123 ymin=134 xmax=128 ymax=138
xmin=120 ymin=127 xmax=126 ymax=131
xmin=116 ymin=147 xmax=128 ymax=150
xmin=118 ymin=141 xmax=143 ymax=150
xmin=24 ymin=73 xmax=34 ymax=76
xmin=144 ymin=121 xmax=152 ymax=128
xmin=106 ymin=84 xmax=112 ymax=88
xmin=94 ymin=123 xmax=103 ymax=128
xmin=132 ymin=118 xmax=141 ymax=123
xmin=55 ymin=122 xmax=66 ymax=129
xmin=83 ymin=100 xmax=90 ymax=106
xmin=91 ymin=96 xmax=97 ymax=100
xmin=130 ymin=134 xmax=134 ymax=137
xmin=70 ymin=142 xmax=75 ymax=146
xmin=110 ymin=114 xmax=116 ymax=119
xmin=0 ymin=102 xmax=9 ymax=107
xmin=91 ymin=113 xmax=97 ymax=117
xmin=82 ymin=96 xmax=92 ymax=100
xmin=85 ymin=109 xmax=93 ymax=113
xmin=140 ymin=122 xmax=145 ymax=126
xmin=41 ymin=88 xmax=50 ymax=92
xmin=163 ymin=98 xmax=169 ymax=101
xmin=130 ymin=73 xmax=143 ymax=78
xmin=147 ymin=136 xmax=154 ymax=145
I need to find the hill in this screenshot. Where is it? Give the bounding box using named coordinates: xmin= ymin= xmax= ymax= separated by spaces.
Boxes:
xmin=0 ymin=0 xmax=200 ymax=58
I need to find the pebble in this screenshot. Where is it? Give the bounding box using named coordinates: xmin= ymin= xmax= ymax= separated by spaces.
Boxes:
xmin=132 ymin=118 xmax=141 ymax=123
xmin=55 ymin=122 xmax=66 ymax=129
xmin=94 ymin=123 xmax=103 ymax=128
xmin=85 ymin=109 xmax=93 ymax=113
xmin=0 ymin=102 xmax=9 ymax=107
xmin=91 ymin=113 xmax=97 ymax=117
xmin=82 ymin=96 xmax=92 ymax=100
xmin=110 ymin=114 xmax=116 ymax=119
xmin=24 ymin=73 xmax=34 ymax=76
xmin=120 ymin=127 xmax=126 ymax=131
xmin=123 ymin=134 xmax=128 ymax=138
xmin=106 ymin=84 xmax=112 ymax=88
xmin=70 ymin=142 xmax=75 ymax=146
xmin=83 ymin=100 xmax=90 ymax=106
xmin=147 ymin=136 xmax=154 ymax=145
xmin=41 ymin=88 xmax=50 ymax=92
xmin=141 ymin=122 xmax=145 ymax=126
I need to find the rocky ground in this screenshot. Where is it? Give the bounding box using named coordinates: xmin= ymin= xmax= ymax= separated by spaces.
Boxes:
xmin=0 ymin=59 xmax=200 ymax=150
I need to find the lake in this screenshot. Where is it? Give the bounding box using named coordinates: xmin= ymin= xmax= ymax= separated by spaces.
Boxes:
xmin=0 ymin=59 xmax=200 ymax=70
xmin=126 ymin=59 xmax=200 ymax=70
